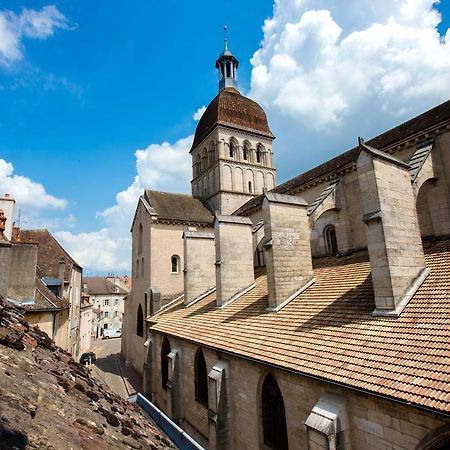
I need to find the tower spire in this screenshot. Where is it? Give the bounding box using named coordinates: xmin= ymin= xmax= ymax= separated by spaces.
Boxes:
xmin=215 ymin=27 xmax=239 ymax=92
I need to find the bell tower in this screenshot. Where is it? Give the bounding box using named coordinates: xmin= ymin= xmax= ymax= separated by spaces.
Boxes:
xmin=190 ymin=35 xmax=277 ymax=215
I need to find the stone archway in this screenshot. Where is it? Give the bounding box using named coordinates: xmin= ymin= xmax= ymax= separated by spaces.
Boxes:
xmin=416 ymin=425 xmax=450 ymax=450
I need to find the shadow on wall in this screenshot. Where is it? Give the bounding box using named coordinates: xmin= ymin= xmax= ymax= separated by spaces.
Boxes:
xmin=0 ymin=422 xmax=28 ymax=450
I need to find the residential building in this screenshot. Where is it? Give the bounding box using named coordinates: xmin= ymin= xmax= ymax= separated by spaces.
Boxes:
xmin=84 ymin=276 xmax=128 ymax=337
xmin=79 ymin=292 xmax=93 ymax=355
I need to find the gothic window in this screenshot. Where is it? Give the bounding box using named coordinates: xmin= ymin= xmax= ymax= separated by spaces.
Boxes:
xmin=136 ymin=259 xmax=140 ymax=278
xmin=262 ymin=373 xmax=288 ymax=450
xmin=243 ymin=144 xmax=249 ymax=160
xmin=138 ymin=223 xmax=143 ymax=254
xmin=171 ymin=255 xmax=180 ymax=273
xmin=161 ymin=335 xmax=171 ymax=391
xmin=195 ymin=348 xmax=208 ymax=406
xmin=324 ymin=225 xmax=338 ymax=256
xmin=136 ymin=304 xmax=144 ymax=337
xmin=256 ymin=144 xmax=262 ymax=163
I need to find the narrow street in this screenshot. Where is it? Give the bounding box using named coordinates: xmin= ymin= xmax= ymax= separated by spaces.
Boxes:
xmin=89 ymin=337 xmax=142 ymax=399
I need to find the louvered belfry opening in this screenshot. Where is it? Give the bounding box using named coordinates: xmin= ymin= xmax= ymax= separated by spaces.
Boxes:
xmin=262 ymin=373 xmax=289 ymax=450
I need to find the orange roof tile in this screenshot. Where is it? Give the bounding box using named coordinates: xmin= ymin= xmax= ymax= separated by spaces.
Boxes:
xmin=150 ymin=239 xmax=450 ymax=414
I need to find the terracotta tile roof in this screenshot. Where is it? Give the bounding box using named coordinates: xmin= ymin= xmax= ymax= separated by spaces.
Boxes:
xmin=191 ymin=87 xmax=274 ymax=152
xmin=84 ymin=277 xmax=128 ymax=295
xmin=19 ymin=229 xmax=81 ymax=281
xmin=150 ymin=239 xmax=450 ymax=414
xmin=144 ymin=190 xmax=214 ymax=225
xmin=234 ymin=98 xmax=450 ymax=216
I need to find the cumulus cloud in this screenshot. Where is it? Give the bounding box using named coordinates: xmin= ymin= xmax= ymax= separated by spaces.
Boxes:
xmin=0 ymin=5 xmax=69 ymax=66
xmin=56 ymin=135 xmax=193 ymax=273
xmin=193 ymin=105 xmax=206 ymax=121
xmin=0 ymin=158 xmax=67 ymax=210
xmin=249 ymin=0 xmax=450 ymax=173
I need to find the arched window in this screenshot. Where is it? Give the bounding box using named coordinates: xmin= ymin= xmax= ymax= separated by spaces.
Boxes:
xmin=243 ymin=144 xmax=249 ymax=160
xmin=136 ymin=304 xmax=143 ymax=337
xmin=248 ymin=181 xmax=253 ymax=193
xmin=195 ymin=348 xmax=208 ymax=406
xmin=229 ymin=140 xmax=235 ymax=158
xmin=141 ymin=257 xmax=144 ymax=277
xmin=256 ymin=144 xmax=262 ymax=163
xmin=324 ymin=225 xmax=338 ymax=256
xmin=138 ymin=223 xmax=143 ymax=254
xmin=262 ymin=373 xmax=288 ymax=450
xmin=171 ymin=255 xmax=180 ymax=273
xmin=136 ymin=259 xmax=140 ymax=278
xmin=161 ymin=335 xmax=171 ymax=391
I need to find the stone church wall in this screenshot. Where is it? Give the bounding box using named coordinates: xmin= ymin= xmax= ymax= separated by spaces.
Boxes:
xmin=151 ymin=333 xmax=449 ymax=450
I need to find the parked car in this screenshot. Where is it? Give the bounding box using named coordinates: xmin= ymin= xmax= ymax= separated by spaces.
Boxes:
xmin=102 ymin=328 xmax=122 ymax=339
xmin=79 ymin=352 xmax=96 ymax=365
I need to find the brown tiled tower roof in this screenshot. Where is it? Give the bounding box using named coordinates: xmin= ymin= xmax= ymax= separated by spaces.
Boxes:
xmin=190 ymin=87 xmax=274 ymax=152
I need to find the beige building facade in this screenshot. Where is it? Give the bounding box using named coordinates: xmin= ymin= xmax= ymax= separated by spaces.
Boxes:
xmin=125 ymin=42 xmax=450 ymax=450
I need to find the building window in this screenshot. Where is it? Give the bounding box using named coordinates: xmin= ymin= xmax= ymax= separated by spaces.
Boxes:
xmin=262 ymin=373 xmax=288 ymax=450
xmin=324 ymin=225 xmax=338 ymax=256
xmin=141 ymin=257 xmax=144 ymax=277
xmin=136 ymin=304 xmax=144 ymax=337
xmin=248 ymin=181 xmax=253 ymax=193
xmin=104 ymin=311 xmax=109 ymax=318
xmin=256 ymin=144 xmax=262 ymax=163
xmin=136 ymin=259 xmax=140 ymax=278
xmin=195 ymin=348 xmax=208 ymax=406
xmin=171 ymin=255 xmax=180 ymax=273
xmin=114 ymin=311 xmax=118 ymax=318
xmin=104 ymin=299 xmax=109 ymax=306
xmin=161 ymin=335 xmax=171 ymax=391
xmin=114 ymin=299 xmax=118 ymax=306
xmin=243 ymin=144 xmax=249 ymax=160
xmin=229 ymin=140 xmax=236 ymax=158
xmin=138 ymin=223 xmax=143 ymax=254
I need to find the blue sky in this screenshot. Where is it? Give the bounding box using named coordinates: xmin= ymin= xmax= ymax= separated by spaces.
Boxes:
xmin=1 ymin=0 xmax=450 ymax=273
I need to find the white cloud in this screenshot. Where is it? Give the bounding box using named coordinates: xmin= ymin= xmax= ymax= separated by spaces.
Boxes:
xmin=0 ymin=5 xmax=69 ymax=67
xmin=193 ymin=105 xmax=206 ymax=121
xmin=56 ymin=135 xmax=193 ymax=273
xmin=0 ymin=158 xmax=67 ymax=210
xmin=249 ymin=0 xmax=450 ymax=173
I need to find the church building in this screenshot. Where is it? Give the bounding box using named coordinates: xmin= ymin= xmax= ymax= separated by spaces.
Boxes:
xmin=122 ymin=40 xmax=450 ymax=450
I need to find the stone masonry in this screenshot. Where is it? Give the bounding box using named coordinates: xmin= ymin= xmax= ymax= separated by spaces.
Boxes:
xmin=183 ymin=231 xmax=216 ymax=306
xmin=262 ymin=192 xmax=314 ymax=310
xmin=357 ymin=141 xmax=427 ymax=313
xmin=214 ymin=215 xmax=254 ymax=307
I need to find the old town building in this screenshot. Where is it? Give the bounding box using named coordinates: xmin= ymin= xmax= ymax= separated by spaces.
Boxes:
xmin=123 ymin=41 xmax=450 ymax=449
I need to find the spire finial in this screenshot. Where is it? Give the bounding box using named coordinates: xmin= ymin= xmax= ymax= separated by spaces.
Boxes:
xmin=223 ymin=25 xmax=228 ymax=50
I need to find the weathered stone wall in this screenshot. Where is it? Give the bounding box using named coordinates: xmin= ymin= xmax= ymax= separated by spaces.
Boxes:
xmin=183 ymin=231 xmax=215 ymax=305
xmin=8 ymin=243 xmax=38 ymax=301
xmin=215 ymin=216 xmax=254 ymax=307
xmin=150 ymin=334 xmax=449 ymax=450
xmin=262 ymin=193 xmax=313 ymax=309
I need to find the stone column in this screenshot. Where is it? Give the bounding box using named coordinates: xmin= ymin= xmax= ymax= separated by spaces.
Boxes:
xmin=357 ymin=139 xmax=428 ymax=316
xmin=262 ymin=193 xmax=314 ymax=311
xmin=215 ymin=215 xmax=254 ymax=307
xmin=183 ymin=231 xmax=216 ymax=306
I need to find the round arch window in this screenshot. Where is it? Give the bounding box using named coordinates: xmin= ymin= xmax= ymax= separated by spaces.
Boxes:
xmin=171 ymin=255 xmax=180 ymax=273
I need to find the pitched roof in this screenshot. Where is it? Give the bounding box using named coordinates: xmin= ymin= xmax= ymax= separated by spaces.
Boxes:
xmin=84 ymin=277 xmax=128 ymax=295
xmin=191 ymin=87 xmax=274 ymax=152
xmin=19 ymin=229 xmax=81 ymax=281
xmin=150 ymin=238 xmax=450 ymax=415
xmin=234 ymin=98 xmax=450 ymax=216
xmin=144 ymin=190 xmax=214 ymax=225
xmin=30 ymin=277 xmax=70 ymax=312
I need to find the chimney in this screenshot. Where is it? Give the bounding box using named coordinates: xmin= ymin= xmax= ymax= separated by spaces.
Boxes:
xmin=0 ymin=194 xmax=15 ymax=241
xmin=215 ymin=215 xmax=254 ymax=307
xmin=262 ymin=193 xmax=315 ymax=311
xmin=183 ymin=230 xmax=216 ymax=306
xmin=58 ymin=258 xmax=66 ymax=297
xmin=357 ymin=139 xmax=429 ymax=316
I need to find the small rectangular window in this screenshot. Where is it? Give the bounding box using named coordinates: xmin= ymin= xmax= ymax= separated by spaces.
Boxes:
xmin=104 ymin=311 xmax=109 ymax=318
